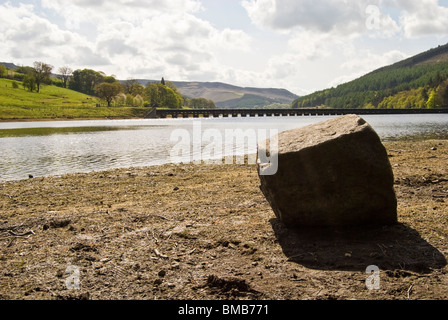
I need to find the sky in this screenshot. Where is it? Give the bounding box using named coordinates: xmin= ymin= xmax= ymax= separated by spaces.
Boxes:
xmin=1 ymin=0 xmax=448 ymax=96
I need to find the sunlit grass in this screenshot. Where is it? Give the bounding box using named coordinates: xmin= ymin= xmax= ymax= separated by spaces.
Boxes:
xmin=0 ymin=78 xmax=146 ymax=120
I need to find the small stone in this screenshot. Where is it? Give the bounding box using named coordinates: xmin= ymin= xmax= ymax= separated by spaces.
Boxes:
xmin=158 ymin=270 xmax=166 ymax=277
xmin=153 ymin=278 xmax=163 ymax=286
xmin=173 ymin=187 xmax=179 ymax=191
xmin=431 ymin=147 xmax=438 ymax=151
xmin=345 ymin=253 xmax=352 ymax=258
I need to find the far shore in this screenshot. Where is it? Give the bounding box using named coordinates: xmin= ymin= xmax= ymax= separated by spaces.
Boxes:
xmin=0 ymin=116 xmax=145 ymax=123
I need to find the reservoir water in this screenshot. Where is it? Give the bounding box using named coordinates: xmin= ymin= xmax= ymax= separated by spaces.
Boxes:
xmin=1 ymin=114 xmax=447 ymax=181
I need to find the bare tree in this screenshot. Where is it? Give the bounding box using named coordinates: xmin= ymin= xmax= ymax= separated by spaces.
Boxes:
xmin=58 ymin=66 xmax=73 ymax=88
xmin=33 ymin=61 xmax=53 ymax=93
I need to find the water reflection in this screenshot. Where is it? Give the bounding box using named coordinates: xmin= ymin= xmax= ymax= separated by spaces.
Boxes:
xmin=0 ymin=126 xmax=148 ymax=138
xmin=0 ymin=114 xmax=447 ymax=181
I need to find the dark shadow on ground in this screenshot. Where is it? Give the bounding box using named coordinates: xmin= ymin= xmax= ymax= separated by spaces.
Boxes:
xmin=270 ymin=218 xmax=446 ymax=273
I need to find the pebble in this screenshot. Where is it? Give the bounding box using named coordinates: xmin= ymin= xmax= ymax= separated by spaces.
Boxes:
xmin=153 ymin=278 xmax=163 ymax=286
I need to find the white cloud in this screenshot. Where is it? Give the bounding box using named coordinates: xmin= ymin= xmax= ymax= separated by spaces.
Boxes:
xmin=241 ymin=0 xmax=374 ymax=35
xmin=0 ymin=1 xmax=254 ymax=84
xmin=388 ymin=0 xmax=448 ymax=38
xmin=242 ymin=0 xmax=448 ymax=39
xmin=213 ymin=28 xmax=253 ymax=52
xmin=41 ymin=0 xmax=204 ymax=28
xmin=0 ymin=2 xmax=104 ymax=67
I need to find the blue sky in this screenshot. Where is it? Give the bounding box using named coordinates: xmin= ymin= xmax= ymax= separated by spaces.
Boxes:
xmin=1 ymin=0 xmax=448 ymax=95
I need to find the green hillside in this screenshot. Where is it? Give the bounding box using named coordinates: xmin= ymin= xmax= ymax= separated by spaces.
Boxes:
xmin=292 ymin=43 xmax=448 ymax=110
xmin=0 ymin=78 xmax=145 ymax=120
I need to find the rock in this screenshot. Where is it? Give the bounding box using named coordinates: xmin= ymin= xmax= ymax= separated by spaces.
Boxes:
xmin=257 ymin=114 xmax=397 ymax=227
xmin=153 ymin=278 xmax=163 ymax=286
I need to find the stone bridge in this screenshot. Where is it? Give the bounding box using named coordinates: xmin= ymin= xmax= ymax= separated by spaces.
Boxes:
xmin=145 ymin=108 xmax=448 ymax=119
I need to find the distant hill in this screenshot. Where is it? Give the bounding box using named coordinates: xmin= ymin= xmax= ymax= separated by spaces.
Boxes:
xmin=293 ymin=43 xmax=448 ymax=109
xmin=137 ymin=80 xmax=299 ymax=109
xmin=0 ymin=62 xmax=18 ymax=70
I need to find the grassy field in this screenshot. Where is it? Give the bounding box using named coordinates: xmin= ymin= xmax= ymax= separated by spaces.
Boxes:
xmin=0 ymin=78 xmax=146 ymax=121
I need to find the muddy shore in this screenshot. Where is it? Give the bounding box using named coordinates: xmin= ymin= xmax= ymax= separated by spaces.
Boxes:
xmin=0 ymin=139 xmax=447 ymax=300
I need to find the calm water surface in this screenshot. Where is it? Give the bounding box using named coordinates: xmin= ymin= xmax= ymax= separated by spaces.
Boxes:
xmin=0 ymin=114 xmax=447 ymax=181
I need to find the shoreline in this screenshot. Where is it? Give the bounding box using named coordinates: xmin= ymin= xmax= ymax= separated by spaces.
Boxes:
xmin=0 ymin=116 xmax=144 ymax=123
xmin=1 ymin=108 xmax=448 ymax=123
xmin=0 ymin=139 xmax=447 ymax=300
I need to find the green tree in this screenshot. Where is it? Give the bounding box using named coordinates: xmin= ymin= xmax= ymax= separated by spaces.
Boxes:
xmin=443 ymin=85 xmax=448 ymax=106
xmin=165 ymin=81 xmax=181 ymax=94
xmin=426 ymin=90 xmax=437 ymax=109
xmin=33 ymin=61 xmax=53 ymax=93
xmin=95 ymin=82 xmax=123 ymax=107
xmin=144 ymin=83 xmax=161 ymax=107
xmin=133 ymin=94 xmax=144 ymax=107
xmin=69 ymin=69 xmax=105 ymax=95
xmin=16 ymin=66 xmax=34 ymax=75
xmin=187 ymin=97 xmax=216 ymax=109
xmin=143 ymin=83 xmax=183 ymax=108
xmin=0 ymin=64 xmax=6 ymax=78
xmin=161 ymin=85 xmax=182 ymax=109
xmin=103 ymin=75 xmax=117 ymax=84
xmin=23 ymin=74 xmax=37 ymax=92
xmin=123 ymin=79 xmax=144 ymax=96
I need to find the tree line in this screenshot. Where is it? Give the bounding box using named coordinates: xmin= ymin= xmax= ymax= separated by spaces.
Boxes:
xmin=0 ymin=62 xmax=216 ymax=109
xmin=292 ymin=55 xmax=448 ymax=110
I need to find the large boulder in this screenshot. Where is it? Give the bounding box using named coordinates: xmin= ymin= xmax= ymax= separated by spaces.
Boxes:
xmin=257 ymin=114 xmax=397 ymax=227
